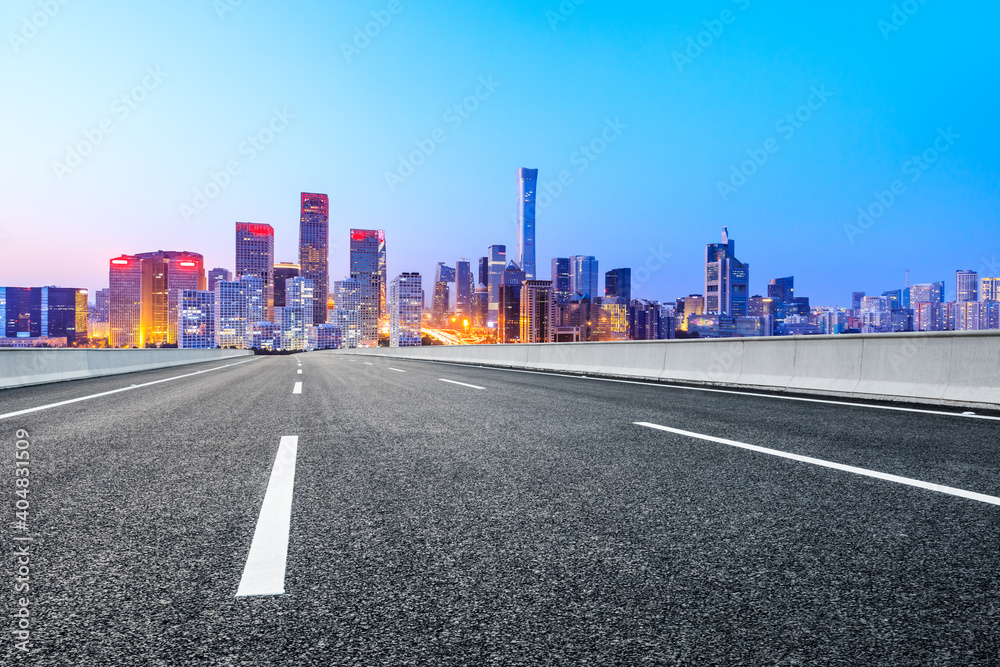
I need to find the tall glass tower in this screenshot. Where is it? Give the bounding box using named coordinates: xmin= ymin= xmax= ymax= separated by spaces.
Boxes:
xmin=350 ymin=229 xmax=387 ymax=346
xmin=299 ymin=193 xmax=329 ymax=326
xmin=517 ymin=168 xmax=538 ymax=280
xmin=236 ymin=223 xmax=274 ymax=320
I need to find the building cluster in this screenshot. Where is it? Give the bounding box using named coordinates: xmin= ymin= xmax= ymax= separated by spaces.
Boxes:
xmin=5 ymin=169 xmax=1000 ymax=349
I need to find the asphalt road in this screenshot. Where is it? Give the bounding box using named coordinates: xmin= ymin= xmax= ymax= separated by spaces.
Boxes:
xmin=2 ymin=352 xmax=999 ymax=665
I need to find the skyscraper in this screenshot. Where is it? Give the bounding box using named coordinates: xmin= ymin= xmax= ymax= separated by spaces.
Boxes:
xmin=768 ymin=276 xmax=794 ymax=303
xmin=331 ymin=278 xmax=362 ymax=348
xmin=498 ymin=261 xmax=526 ymax=343
xmin=956 ymin=270 xmax=979 ymax=302
xmin=982 ymin=277 xmax=1000 ymax=302
xmin=550 ymin=258 xmax=571 ymax=304
xmin=178 ymin=290 xmax=215 ymax=349
xmin=389 ymin=272 xmax=423 ymax=347
xmin=487 ymin=245 xmax=506 ymax=325
xmin=299 ymin=193 xmax=330 ymax=326
xmin=110 ymin=255 xmax=142 ymax=347
xmin=235 ymin=223 xmax=275 ymax=320
xmin=705 ymin=227 xmax=749 ymax=316
xmin=273 ymin=262 xmax=301 ymax=310
xmin=215 ymin=278 xmax=253 ymax=349
xmin=910 ymin=282 xmax=945 ymax=304
xmin=520 ymin=279 xmax=555 ymax=343
xmin=140 ymin=251 xmax=206 ymax=346
xmin=517 ymin=168 xmax=538 ymax=279
xmin=350 ymin=229 xmax=387 ymax=346
xmin=455 ymin=259 xmax=473 ymax=319
xmin=208 ymin=268 xmax=232 ymax=292
xmin=0 ymin=286 xmax=87 ymax=345
xmin=851 ymin=292 xmax=866 ymax=312
xmin=478 ymin=257 xmax=489 ymax=290
xmin=569 ymin=255 xmax=599 ymax=299
xmin=433 ymin=262 xmax=455 ymax=321
xmin=605 ymin=268 xmax=632 ymax=303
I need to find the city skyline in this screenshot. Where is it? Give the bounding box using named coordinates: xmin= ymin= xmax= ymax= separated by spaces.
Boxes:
xmin=3 ymin=3 xmax=998 ymax=307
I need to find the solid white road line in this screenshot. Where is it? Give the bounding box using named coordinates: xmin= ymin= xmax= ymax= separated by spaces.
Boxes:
xmin=0 ymin=357 xmax=260 ymax=422
xmin=635 ymin=422 xmax=1000 ymax=506
xmin=236 ymin=435 xmax=299 ymax=596
xmin=387 ymin=368 xmax=406 ymax=373
xmin=439 ymin=378 xmax=485 ymax=390
xmin=292 ymin=382 xmax=302 ymax=394
xmin=297 ymin=370 xmax=302 ymax=374
xmin=421 ymin=360 xmax=1000 ymax=422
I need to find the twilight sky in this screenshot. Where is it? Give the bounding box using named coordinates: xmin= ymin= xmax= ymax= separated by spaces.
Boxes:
xmin=2 ymin=0 xmax=998 ymax=306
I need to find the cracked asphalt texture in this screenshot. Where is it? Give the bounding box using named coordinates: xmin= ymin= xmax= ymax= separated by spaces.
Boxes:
xmin=2 ymin=351 xmax=999 ymax=665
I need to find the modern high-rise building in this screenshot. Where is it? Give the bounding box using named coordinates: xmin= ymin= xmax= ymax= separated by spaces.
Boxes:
xmin=273 ymin=262 xmax=300 ymax=310
xmin=605 ymin=268 xmax=631 ymax=303
xmin=851 ymin=291 xmax=866 ymax=313
xmin=299 ymin=193 xmax=330 ymax=326
xmin=516 ymin=168 xmax=538 ymax=279
xmin=520 ymin=279 xmax=555 ymax=343
xmin=178 ymin=290 xmax=216 ymax=349
xmin=389 ymin=272 xmax=423 ymax=347
xmin=956 ymin=270 xmax=979 ymax=303
xmin=705 ymin=227 xmax=749 ymax=316
xmin=215 ymin=279 xmax=250 ymax=349
xmin=110 ymin=255 xmax=142 ymax=347
xmin=472 ymin=283 xmax=489 ymax=329
xmin=478 ymin=257 xmax=489 ymax=290
xmin=910 ymin=281 xmax=945 ymax=305
xmin=331 ymin=278 xmax=362 ymax=348
xmin=455 ymin=259 xmax=474 ymax=319
xmin=235 ymin=223 xmax=274 ymax=321
xmin=498 ymin=261 xmax=526 ymax=344
xmin=350 ymin=229 xmax=387 ymax=346
xmin=208 ymin=268 xmax=232 ymax=292
xmin=550 ymin=258 xmax=571 ymax=304
xmin=139 ymin=251 xmax=206 ymax=346
xmin=768 ymin=277 xmax=794 ymax=303
xmin=569 ymin=255 xmax=599 ymax=299
xmin=0 ymin=286 xmax=87 ymax=345
xmin=982 ymin=277 xmax=1000 ymax=302
xmin=433 ymin=262 xmax=455 ymax=321
xmin=487 ymin=245 xmax=506 ymax=325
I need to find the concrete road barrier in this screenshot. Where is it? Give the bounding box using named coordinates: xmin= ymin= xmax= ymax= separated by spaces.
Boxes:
xmin=0 ymin=349 xmax=252 ymax=390
xmin=338 ymin=331 xmax=1000 ymax=409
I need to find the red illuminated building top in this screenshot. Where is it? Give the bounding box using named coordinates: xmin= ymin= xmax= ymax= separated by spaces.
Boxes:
xmin=300 ymin=192 xmax=329 ymax=217
xmin=351 ymin=229 xmax=385 ymax=242
xmin=236 ymin=222 xmax=274 ymax=236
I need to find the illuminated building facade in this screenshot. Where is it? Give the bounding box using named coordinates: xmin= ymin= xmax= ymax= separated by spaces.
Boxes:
xmin=389 ymin=272 xmax=422 ymax=347
xmin=178 ymin=290 xmax=215 ymax=349
xmin=109 ymin=255 xmax=142 ymax=347
xmin=455 ymin=259 xmax=473 ymax=320
xmin=299 ymin=193 xmax=330 ymax=325
xmin=498 ymin=261 xmax=526 ymax=344
xmin=139 ymin=251 xmax=206 ymax=346
xmin=214 ymin=275 xmax=262 ymax=349
xmin=517 ymin=168 xmax=538 ymax=279
xmin=487 ymin=245 xmax=507 ymax=324
xmin=983 ymin=277 xmax=1000 ymax=302
xmin=520 ymin=279 xmax=555 ymax=343
xmin=0 ymin=286 xmax=87 ymax=345
xmin=236 ymin=222 xmax=275 ymax=321
xmin=332 ymin=278 xmax=362 ymax=348
xmin=956 ymin=270 xmax=978 ymax=302
xmin=705 ymin=227 xmax=749 ymax=316
xmin=308 ymin=324 xmax=343 ymax=350
xmin=350 ymin=229 xmax=387 ymax=346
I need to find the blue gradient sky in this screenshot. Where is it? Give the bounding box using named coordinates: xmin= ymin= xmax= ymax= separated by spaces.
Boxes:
xmin=2 ymin=0 xmax=998 ymax=305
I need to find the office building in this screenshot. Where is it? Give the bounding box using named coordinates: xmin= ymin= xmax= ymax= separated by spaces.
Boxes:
xmin=389 ymin=272 xmax=423 ymax=347
xmin=705 ymin=227 xmax=749 ymax=316
xmin=498 ymin=261 xmax=526 ymax=343
xmin=455 ymin=259 xmax=474 ymax=319
xmin=214 ymin=277 xmax=259 ymax=349
xmin=299 ymin=193 xmax=330 ymax=325
xmin=433 ymin=262 xmax=455 ymax=321
xmin=569 ymin=255 xmax=599 ymax=299
xmin=768 ymin=277 xmax=794 ymax=303
xmin=208 ymin=268 xmax=231 ymax=292
xmin=551 ymin=258 xmax=571 ymax=304
xmin=235 ymin=223 xmax=274 ymax=320
xmin=517 ymin=168 xmax=538 ymax=279
xmin=478 ymin=257 xmax=489 ymax=291
xmin=331 ymin=278 xmax=362 ymax=348
xmin=0 ymin=286 xmax=87 ymax=345
xmin=957 ymin=270 xmax=979 ymax=303
xmin=520 ymin=279 xmax=555 ymax=343
xmin=473 ymin=284 xmax=489 ymax=329
xmin=910 ymin=281 xmax=945 ymax=305
xmin=308 ymin=324 xmax=343 ymax=350
xmin=487 ymin=245 xmax=507 ymax=325
xmin=350 ymin=229 xmax=387 ymax=346
xmin=140 ymin=251 xmax=206 ymax=346
xmin=178 ymin=290 xmax=215 ymax=349
xmin=273 ymin=263 xmax=300 ymax=309
xmin=851 ymin=292 xmax=866 ymax=313
xmin=982 ymin=277 xmax=1000 ymax=302
xmin=109 ymin=255 xmax=142 ymax=347
xmin=605 ymin=268 xmax=631 ymax=303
